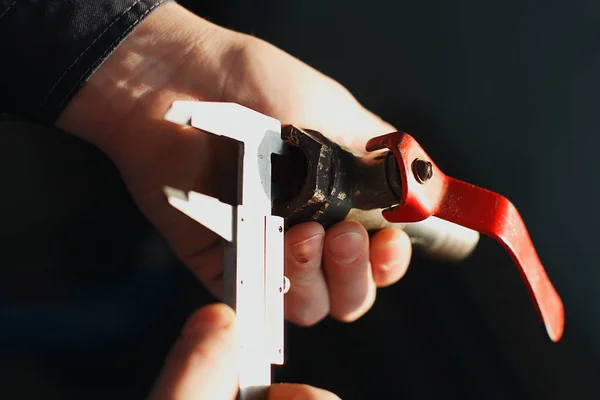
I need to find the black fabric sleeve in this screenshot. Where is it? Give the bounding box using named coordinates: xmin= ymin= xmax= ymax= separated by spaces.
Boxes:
xmin=0 ymin=0 xmax=173 ymax=125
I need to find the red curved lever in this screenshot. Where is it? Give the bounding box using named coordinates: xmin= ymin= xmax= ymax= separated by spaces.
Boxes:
xmin=366 ymin=132 xmax=564 ymax=342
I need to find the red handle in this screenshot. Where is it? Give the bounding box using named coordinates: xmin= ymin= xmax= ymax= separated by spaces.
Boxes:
xmin=366 ymin=132 xmax=564 ymax=342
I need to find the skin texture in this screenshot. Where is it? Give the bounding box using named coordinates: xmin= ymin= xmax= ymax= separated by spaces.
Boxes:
xmin=57 ymin=1 xmax=412 ymax=327
xmin=149 ymin=304 xmax=341 ymax=400
xmin=56 ymin=2 xmax=413 ymax=397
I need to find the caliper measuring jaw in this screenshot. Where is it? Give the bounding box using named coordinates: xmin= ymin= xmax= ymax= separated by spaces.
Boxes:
xmin=163 ymin=101 xmax=286 ymax=399
xmin=161 ymin=100 xmax=565 ymax=398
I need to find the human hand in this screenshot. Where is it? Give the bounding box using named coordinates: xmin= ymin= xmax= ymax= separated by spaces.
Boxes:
xmin=56 ymin=2 xmax=412 ymax=325
xmin=149 ymin=303 xmax=340 ymax=400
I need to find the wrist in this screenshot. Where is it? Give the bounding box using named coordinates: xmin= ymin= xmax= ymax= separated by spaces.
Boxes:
xmin=55 ymin=2 xmax=238 ymax=155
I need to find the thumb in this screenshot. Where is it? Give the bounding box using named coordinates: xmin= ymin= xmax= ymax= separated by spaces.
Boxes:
xmin=268 ymin=383 xmax=341 ymax=400
xmin=148 ymin=303 xmax=239 ymax=400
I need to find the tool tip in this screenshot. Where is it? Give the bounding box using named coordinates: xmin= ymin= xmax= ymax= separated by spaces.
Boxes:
xmin=163 ymin=186 xmax=189 ymax=202
xmin=544 ymin=300 xmax=565 ymax=342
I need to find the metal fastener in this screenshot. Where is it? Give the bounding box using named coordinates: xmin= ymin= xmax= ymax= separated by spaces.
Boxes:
xmin=412 ymin=159 xmax=433 ymax=183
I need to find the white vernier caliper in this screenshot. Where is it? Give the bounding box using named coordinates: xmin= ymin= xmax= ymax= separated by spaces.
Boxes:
xmin=163 ymin=101 xmax=288 ymax=399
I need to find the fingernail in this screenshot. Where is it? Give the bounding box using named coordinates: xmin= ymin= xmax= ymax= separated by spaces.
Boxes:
xmin=328 ymin=232 xmax=364 ymax=265
xmin=291 ymin=234 xmax=323 ymax=264
xmin=182 ymin=304 xmax=235 ymax=336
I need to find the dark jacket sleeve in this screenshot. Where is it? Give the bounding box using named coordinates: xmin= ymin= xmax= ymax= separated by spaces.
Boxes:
xmin=0 ymin=0 xmax=172 ymax=125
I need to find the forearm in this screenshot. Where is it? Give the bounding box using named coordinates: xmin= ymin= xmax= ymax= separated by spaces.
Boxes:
xmin=0 ymin=0 xmax=172 ymax=124
xmin=55 ymin=2 xmax=243 ymax=155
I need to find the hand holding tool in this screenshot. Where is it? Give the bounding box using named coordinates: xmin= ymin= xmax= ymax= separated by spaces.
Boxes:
xmin=161 ymin=101 xmax=563 ymax=400
xmin=271 ymin=125 xmax=481 ymax=262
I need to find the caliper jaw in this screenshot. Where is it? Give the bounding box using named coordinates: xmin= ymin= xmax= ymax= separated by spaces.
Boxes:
xmin=163 ymin=101 xmax=287 ymax=400
xmin=160 ymin=102 xmax=564 ymax=399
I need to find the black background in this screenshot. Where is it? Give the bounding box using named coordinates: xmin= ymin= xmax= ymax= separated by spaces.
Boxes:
xmin=1 ymin=0 xmax=599 ymax=399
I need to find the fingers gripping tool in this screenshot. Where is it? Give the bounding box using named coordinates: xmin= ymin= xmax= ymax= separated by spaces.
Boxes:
xmin=161 ymin=101 xmax=564 ymax=400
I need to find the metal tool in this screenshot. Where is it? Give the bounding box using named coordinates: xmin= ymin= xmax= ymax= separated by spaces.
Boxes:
xmin=163 ymin=102 xmax=285 ymax=399
xmin=271 ymin=125 xmax=481 ymax=262
xmin=161 ymin=101 xmax=564 ymax=399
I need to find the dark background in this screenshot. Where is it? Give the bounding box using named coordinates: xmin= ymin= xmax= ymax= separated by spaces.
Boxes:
xmin=1 ymin=0 xmax=599 ymax=399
